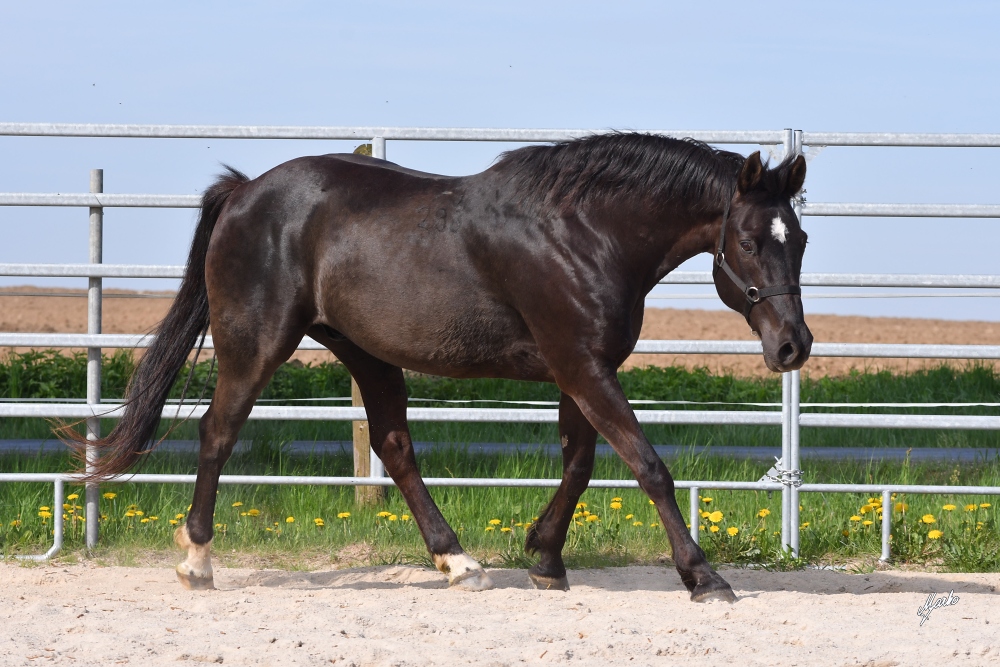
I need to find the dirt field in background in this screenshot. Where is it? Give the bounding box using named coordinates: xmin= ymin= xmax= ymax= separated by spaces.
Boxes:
xmin=2 ymin=285 xmax=999 ymax=377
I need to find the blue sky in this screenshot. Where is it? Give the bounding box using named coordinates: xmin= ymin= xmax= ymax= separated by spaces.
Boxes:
xmin=1 ymin=1 xmax=998 ymax=320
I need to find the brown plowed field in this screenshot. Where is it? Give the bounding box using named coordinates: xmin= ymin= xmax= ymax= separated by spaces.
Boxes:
xmin=2 ymin=286 xmax=998 ymax=377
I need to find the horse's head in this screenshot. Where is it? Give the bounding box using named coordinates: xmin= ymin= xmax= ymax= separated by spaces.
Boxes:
xmin=713 ymin=151 xmax=812 ymax=373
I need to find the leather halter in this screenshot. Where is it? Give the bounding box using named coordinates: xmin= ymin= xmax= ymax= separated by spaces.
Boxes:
xmin=712 ymin=191 xmax=802 ymax=333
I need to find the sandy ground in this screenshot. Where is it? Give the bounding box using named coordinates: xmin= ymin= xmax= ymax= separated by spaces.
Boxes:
xmin=2 ymin=286 xmax=1000 ymax=377
xmin=0 ymin=562 xmax=997 ymax=666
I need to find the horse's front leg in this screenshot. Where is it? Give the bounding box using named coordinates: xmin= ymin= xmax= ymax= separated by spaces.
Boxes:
xmin=559 ymin=363 xmax=737 ymax=603
xmin=524 ymin=392 xmax=597 ymax=590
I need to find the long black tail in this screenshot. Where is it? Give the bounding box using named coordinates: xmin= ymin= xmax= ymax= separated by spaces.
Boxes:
xmin=60 ymin=166 xmax=250 ymax=479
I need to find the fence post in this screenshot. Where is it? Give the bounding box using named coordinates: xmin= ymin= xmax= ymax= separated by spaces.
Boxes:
xmin=85 ymin=168 xmax=103 ymax=550
xmin=689 ymin=486 xmax=700 ymax=543
xmin=350 ymin=136 xmax=388 ymax=505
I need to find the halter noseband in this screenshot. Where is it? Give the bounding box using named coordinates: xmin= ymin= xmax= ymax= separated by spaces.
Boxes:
xmin=712 ymin=191 xmax=802 ymax=333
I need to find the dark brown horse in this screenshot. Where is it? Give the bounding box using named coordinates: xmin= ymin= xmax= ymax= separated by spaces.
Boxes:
xmin=68 ymin=133 xmax=810 ymax=603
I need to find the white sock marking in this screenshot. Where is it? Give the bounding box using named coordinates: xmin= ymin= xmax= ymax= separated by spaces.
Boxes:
xmin=771 ymin=216 xmax=788 ymax=244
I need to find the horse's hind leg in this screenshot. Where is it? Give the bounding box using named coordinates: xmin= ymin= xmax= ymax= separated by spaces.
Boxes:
xmin=175 ymin=327 xmax=303 ymax=590
xmin=524 ymin=392 xmax=597 ymax=591
xmin=314 ymin=330 xmax=493 ymax=591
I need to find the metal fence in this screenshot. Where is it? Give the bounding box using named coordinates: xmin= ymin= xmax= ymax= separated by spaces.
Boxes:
xmin=2 ymin=123 xmax=999 ymax=564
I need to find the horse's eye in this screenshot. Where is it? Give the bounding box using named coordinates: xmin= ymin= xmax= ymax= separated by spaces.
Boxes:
xmin=739 ymin=241 xmax=754 ymax=253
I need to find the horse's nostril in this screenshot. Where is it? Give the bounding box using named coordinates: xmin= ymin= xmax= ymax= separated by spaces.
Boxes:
xmin=778 ymin=342 xmax=799 ymax=365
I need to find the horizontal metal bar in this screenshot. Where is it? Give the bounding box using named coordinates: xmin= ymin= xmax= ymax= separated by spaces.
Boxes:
xmin=803 ymin=202 xmax=1000 ymax=218
xmin=801 ymin=132 xmax=1000 ymax=148
xmin=3 ymin=333 xmax=998 ymax=360
xmin=5 ymin=473 xmax=1000 ymax=496
xmin=0 ymin=123 xmax=785 ymax=144
xmin=2 ymin=402 xmax=998 ymax=430
xmin=661 ymin=271 xmax=1000 ymax=288
xmin=0 ymin=263 xmax=184 ymax=278
xmin=0 ymin=193 xmax=200 ymax=208
xmin=5 ymin=194 xmax=1000 ymax=219
xmin=3 ymin=264 xmax=997 ymax=289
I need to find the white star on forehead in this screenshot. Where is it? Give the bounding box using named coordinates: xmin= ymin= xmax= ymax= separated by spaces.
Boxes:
xmin=771 ymin=216 xmax=788 ymax=244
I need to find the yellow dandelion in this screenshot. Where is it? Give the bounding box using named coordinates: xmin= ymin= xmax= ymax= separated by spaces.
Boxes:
xmin=148 ymin=516 xmax=158 ymax=521
xmin=572 ymin=512 xmax=582 ymax=519
xmin=702 ymin=497 xmax=713 ymax=504
xmin=38 ymin=506 xmax=50 ymax=512
xmin=401 ymin=514 xmax=410 ymax=521
xmin=698 ymin=525 xmax=705 ymax=531
xmin=726 ymin=527 xmax=738 ymax=536
xmin=169 ymin=519 xmax=178 ymax=525
xmin=337 ymin=512 xmax=350 ymax=519
xmin=586 ymin=514 xmax=599 ymax=523
xmin=612 ymin=497 xmax=622 ymax=502
xmin=140 ymin=518 xmax=149 ymax=523
xmin=625 ymin=514 xmax=634 ymax=520
xmin=928 ymin=530 xmax=943 ymax=540
xmin=388 ymin=514 xmax=398 ymax=521
xmin=699 ymin=510 xmax=709 ymax=519
xmin=860 ymin=504 xmax=872 ymax=514
xmin=232 ymin=501 xmax=243 ymax=508
xmin=175 ymin=513 xmax=185 ymax=519
xmin=38 ymin=511 xmax=53 ymax=519
xmin=942 ymin=504 xmax=956 ymax=511
xmin=500 ymin=527 xmax=512 ymax=533
xmin=9 ymin=520 xmax=21 ymax=527
xmin=314 ymin=518 xmax=325 ymax=527
xmin=574 ymin=520 xmax=583 ymax=526
xmin=135 ymin=510 xmax=144 ymax=517
xmin=124 ymin=511 xmax=136 ymax=517
xmin=609 ymin=501 xmax=622 ymax=510
xmin=921 ymin=514 xmax=936 ymax=524
xmin=863 ymin=520 xmax=873 ymax=527
xmin=582 ymin=510 xmax=591 ymax=517
xmin=485 ymin=526 xmax=495 ymax=532
xmin=633 ymin=521 xmax=643 ymax=527
xmin=247 ymin=509 xmax=260 ymax=517
xmin=894 ymin=502 xmax=908 ymax=512
xmin=286 ymin=516 xmax=295 ymax=524
xmin=707 ymin=511 xmax=723 ymax=523
xmin=649 ymin=522 xmax=659 ymax=528
xmin=709 ymin=525 xmax=720 ymax=533
xmin=67 ymin=494 xmax=79 ymax=501
xmin=965 ymin=504 xmax=977 ymax=512
xmin=850 ymin=515 xmax=861 ymax=522
xmin=576 ymin=502 xmax=587 ymax=509
xmin=103 ymin=492 xmax=117 ymax=500
xmin=981 ymin=503 xmax=992 ymax=509
xmin=800 ymin=522 xmax=810 ymax=529
xmin=240 ymin=512 xmax=247 ymax=516
xmin=377 ymin=511 xmax=391 ymax=518
xmin=648 ymin=499 xmax=655 ymax=505
xmin=757 ymin=509 xmax=771 ymax=518
xmin=488 ymin=518 xmax=502 ymax=525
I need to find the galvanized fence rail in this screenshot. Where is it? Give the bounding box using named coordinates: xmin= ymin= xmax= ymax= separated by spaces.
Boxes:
xmin=1 ymin=124 xmax=998 ymax=564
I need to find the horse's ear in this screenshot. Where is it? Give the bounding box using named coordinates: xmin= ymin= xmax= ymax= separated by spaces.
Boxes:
xmin=784 ymin=155 xmax=806 ymax=197
xmin=737 ymin=151 xmax=765 ymax=194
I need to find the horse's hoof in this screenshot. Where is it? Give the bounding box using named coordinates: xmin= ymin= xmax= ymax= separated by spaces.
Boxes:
xmin=449 ymin=567 xmax=494 ymax=591
xmin=690 ymin=579 xmax=737 ymax=603
xmin=528 ymin=572 xmax=570 ymax=591
xmin=175 ymin=564 xmax=215 ymax=591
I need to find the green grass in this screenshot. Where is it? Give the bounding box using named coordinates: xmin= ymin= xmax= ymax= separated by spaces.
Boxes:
xmin=1 ymin=351 xmax=998 ymax=571
xmin=2 ymin=445 xmax=999 ymax=572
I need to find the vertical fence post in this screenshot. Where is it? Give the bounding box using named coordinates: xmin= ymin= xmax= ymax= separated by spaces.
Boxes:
xmin=85 ymin=168 xmax=103 ymax=550
xmin=788 ymin=129 xmax=804 ymax=558
xmin=350 ymin=136 xmax=388 ymax=505
xmin=780 ymin=371 xmax=792 ymax=552
xmin=351 ymin=378 xmax=384 ymax=505
xmin=689 ymin=486 xmax=700 ymax=543
xmin=880 ymin=489 xmax=892 ymax=562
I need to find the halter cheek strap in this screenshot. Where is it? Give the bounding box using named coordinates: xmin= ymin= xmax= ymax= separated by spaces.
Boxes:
xmin=712 ymin=192 xmax=802 ymax=331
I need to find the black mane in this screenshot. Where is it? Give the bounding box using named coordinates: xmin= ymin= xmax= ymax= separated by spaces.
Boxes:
xmin=496 ymin=132 xmax=796 ymax=212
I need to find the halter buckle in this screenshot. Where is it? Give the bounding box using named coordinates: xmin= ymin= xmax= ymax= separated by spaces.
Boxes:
xmin=715 ymin=251 xmax=725 ymax=267
xmin=745 ymin=286 xmax=761 ymax=302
